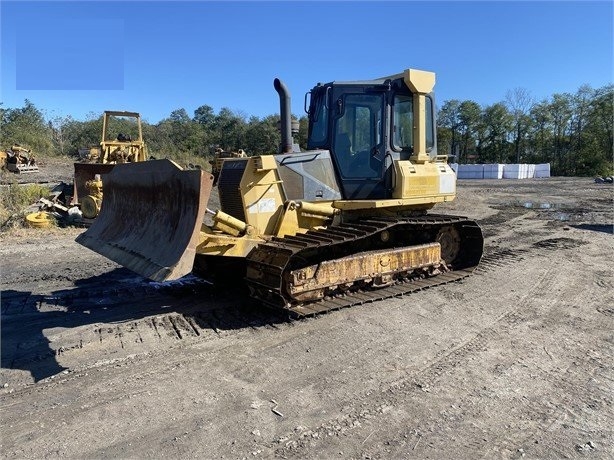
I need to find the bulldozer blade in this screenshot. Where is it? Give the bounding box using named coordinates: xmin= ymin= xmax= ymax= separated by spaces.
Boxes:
xmin=72 ymin=163 xmax=116 ymax=205
xmin=76 ymin=159 xmax=213 ymax=282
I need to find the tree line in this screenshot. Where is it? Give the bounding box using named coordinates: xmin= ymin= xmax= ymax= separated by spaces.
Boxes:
xmin=0 ymin=101 xmax=303 ymax=165
xmin=1 ymin=82 xmax=612 ymax=176
xmin=438 ymin=84 xmax=613 ymax=176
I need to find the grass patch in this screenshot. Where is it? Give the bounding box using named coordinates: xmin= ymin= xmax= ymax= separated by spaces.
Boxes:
xmin=0 ymin=182 xmax=52 ymax=230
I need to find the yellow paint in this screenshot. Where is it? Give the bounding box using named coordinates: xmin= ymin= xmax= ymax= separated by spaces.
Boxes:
xmin=393 ymin=159 xmax=455 ymax=200
xmin=211 ymin=209 xmax=248 ymax=235
xmin=403 ymin=69 xmax=436 ymax=164
xmin=239 ymin=157 xmax=286 ymax=236
xmin=403 ymin=69 xmax=436 ymax=94
xmin=196 ymin=228 xmax=265 ymax=257
xmin=25 ymin=211 xmax=54 ymax=228
xmin=288 ymin=242 xmax=442 ymax=298
xmin=254 ymin=155 xmax=277 ymax=171
xmin=100 ymin=111 xmax=147 ymax=164
xmin=273 ymin=200 xmax=336 ymax=237
xmin=296 ymin=201 xmax=338 ymax=217
xmin=274 ymin=202 xmax=302 ymax=237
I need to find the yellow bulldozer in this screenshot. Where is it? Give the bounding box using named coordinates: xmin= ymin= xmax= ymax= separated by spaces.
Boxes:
xmin=72 ymin=110 xmax=147 ymax=218
xmin=77 ymin=68 xmax=484 ymax=316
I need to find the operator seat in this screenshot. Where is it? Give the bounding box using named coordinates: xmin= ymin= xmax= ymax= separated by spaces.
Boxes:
xmin=335 ymin=132 xmax=352 ymax=155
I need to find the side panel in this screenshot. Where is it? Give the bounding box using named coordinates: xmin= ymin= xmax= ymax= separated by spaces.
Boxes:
xmin=274 ymin=150 xmax=342 ymax=201
xmin=392 ymin=160 xmax=456 ymax=201
xmin=239 ymin=156 xmax=286 ymax=236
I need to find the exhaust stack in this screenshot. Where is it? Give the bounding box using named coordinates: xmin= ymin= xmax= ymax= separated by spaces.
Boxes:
xmin=274 ymin=78 xmax=293 ymax=154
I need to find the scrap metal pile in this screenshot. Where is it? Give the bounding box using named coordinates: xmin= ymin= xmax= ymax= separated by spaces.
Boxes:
xmin=3 ymin=144 xmax=39 ymax=173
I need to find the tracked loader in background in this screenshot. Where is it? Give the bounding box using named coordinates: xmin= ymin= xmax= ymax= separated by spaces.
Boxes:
xmin=72 ymin=111 xmax=147 ymax=219
xmin=77 ymin=68 xmax=484 ymax=316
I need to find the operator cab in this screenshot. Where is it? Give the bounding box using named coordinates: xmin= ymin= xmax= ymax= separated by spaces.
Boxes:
xmin=306 ymin=74 xmax=436 ymax=200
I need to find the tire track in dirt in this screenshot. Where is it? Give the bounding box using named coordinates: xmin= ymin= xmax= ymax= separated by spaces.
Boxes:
xmin=2 ymin=226 xmax=538 ymax=383
xmin=2 ymin=211 xmax=582 ymax=388
xmin=0 ymin=204 xmax=532 ymax=377
xmin=4 ymin=298 xmax=293 ymax=384
xmin=1 ymin=276 xmax=260 ymax=381
xmin=62 ymin=244 xmax=528 ymax=361
xmin=268 ymin=255 xmax=558 ymax=457
xmin=2 ymin=178 xmax=612 ymax=459
xmin=416 ymin=242 xmax=612 ymax=458
xmin=267 ymin=234 xmax=612 ymax=459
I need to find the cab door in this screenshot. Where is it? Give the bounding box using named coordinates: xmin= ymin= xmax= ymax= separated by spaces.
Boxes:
xmin=330 ymin=90 xmax=388 ymax=199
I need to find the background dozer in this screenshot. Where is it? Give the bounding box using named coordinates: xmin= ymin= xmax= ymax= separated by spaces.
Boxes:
xmin=4 ymin=144 xmax=39 ymax=173
xmin=72 ymin=110 xmax=147 ymax=218
xmin=77 ymin=68 xmax=484 ymax=316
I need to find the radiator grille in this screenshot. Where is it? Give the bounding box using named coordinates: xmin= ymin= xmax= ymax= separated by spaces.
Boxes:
xmin=218 ymin=159 xmax=247 ymax=222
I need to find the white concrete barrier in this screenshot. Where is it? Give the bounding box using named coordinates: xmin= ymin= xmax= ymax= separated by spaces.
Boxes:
xmin=457 ymin=164 xmax=484 ymax=179
xmin=446 ymin=163 xmax=550 ymax=179
xmin=535 ymin=163 xmax=551 ymax=178
xmin=483 ymin=164 xmax=504 ymax=179
xmin=503 ymin=164 xmax=533 ymax=179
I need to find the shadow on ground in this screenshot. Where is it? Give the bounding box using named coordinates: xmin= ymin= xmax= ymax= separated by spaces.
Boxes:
xmin=571 ymin=223 xmax=614 ymax=234
xmin=1 ymin=268 xmax=287 ymax=382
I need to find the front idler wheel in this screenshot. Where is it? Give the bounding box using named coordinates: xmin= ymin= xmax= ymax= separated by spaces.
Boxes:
xmin=436 ymin=226 xmax=461 ymax=265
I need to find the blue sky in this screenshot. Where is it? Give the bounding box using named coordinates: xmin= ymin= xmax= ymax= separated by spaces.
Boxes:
xmin=1 ymin=1 xmax=612 ymax=124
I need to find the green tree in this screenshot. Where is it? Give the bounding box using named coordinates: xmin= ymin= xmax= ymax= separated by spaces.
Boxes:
xmin=576 ymin=84 xmax=614 ymax=175
xmin=436 ymin=125 xmax=453 ymax=159
xmin=158 ymin=108 xmax=205 ymax=155
xmin=243 ymin=115 xmax=280 ymax=155
xmin=214 ymin=108 xmax=247 ymax=151
xmin=458 ymin=100 xmax=482 ymax=162
xmin=528 ymin=100 xmax=553 ymax=164
xmin=193 ymin=105 xmax=216 ymax=128
xmin=297 ymin=115 xmax=308 ymax=150
xmin=0 ymin=99 xmax=54 ymax=154
xmin=505 ymin=88 xmax=534 ymax=163
xmin=438 ymin=100 xmax=462 ymax=159
xmin=481 ymin=103 xmax=513 ymax=163
xmin=48 ymin=115 xmax=74 ymax=156
xmin=549 ymin=93 xmax=573 ymax=175
xmin=62 ymin=116 xmax=103 ymax=156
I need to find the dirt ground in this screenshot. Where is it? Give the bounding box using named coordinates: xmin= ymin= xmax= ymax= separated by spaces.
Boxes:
xmin=0 ymin=156 xmax=76 ymax=186
xmin=1 ymin=163 xmax=612 ymax=459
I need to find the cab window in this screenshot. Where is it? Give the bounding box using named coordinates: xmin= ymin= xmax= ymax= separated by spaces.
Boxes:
xmin=392 ymin=95 xmax=413 ymax=150
xmin=392 ymin=94 xmax=435 ymax=152
xmin=333 ymin=93 xmax=383 ymax=179
xmin=308 ymin=90 xmax=328 ymax=145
